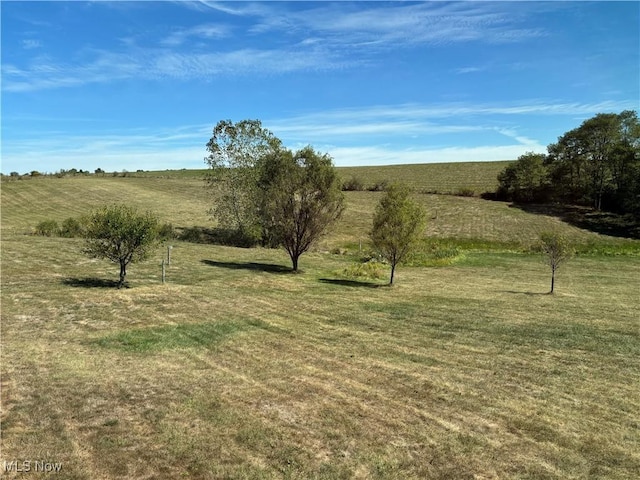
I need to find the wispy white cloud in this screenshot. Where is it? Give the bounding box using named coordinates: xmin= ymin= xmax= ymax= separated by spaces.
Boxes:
xmin=22 ymin=39 xmax=42 ymax=50
xmin=3 ymin=98 xmax=632 ymax=173
xmin=281 ymin=101 xmax=637 ymax=123
xmin=249 ymin=1 xmax=547 ymax=47
xmin=325 ymin=145 xmax=544 ymax=167
xmin=161 ymin=23 xmax=230 ymax=47
xmin=179 ymin=1 xmax=268 ymax=17
xmin=456 ymin=66 xmax=483 ymax=74
xmin=2 ymin=45 xmax=349 ymax=92
xmin=3 ymin=1 xmax=555 ymax=93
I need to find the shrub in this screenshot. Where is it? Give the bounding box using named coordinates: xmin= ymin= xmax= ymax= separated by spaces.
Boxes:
xmin=342 ymin=176 xmax=365 ymax=191
xmin=368 ymin=180 xmax=389 ymax=192
xmin=60 ymin=217 xmax=85 ymax=238
xmin=454 ymin=187 xmax=476 ymax=197
xmin=158 ymin=223 xmax=176 ymax=241
xmin=404 ymin=242 xmax=462 ymax=267
xmin=35 ymin=220 xmax=59 ymax=237
xmin=338 ymin=259 xmax=387 ymax=280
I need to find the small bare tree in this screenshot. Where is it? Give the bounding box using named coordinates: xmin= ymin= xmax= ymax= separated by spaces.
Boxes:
xmin=539 ymin=232 xmax=574 ymax=294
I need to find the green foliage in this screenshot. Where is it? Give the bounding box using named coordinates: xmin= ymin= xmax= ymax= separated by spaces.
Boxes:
xmin=83 ymin=204 xmax=161 ymax=288
xmin=258 ymin=146 xmax=345 ymax=271
xmin=35 ymin=219 xmax=59 ymax=237
xmin=337 ymin=259 xmax=387 ymax=280
xmin=59 ymin=217 xmax=85 ymax=238
xmin=367 ymin=180 xmax=389 ymax=192
xmin=95 ymin=321 xmax=249 ymax=353
xmin=497 ymin=152 xmax=549 ymax=202
xmin=496 ymin=111 xmax=640 ymax=215
xmin=404 ymin=241 xmax=462 ymax=267
xmin=370 ymin=183 xmax=426 ymax=284
xmin=157 ymin=222 xmax=176 ymax=241
xmin=342 ymin=176 xmax=365 ymax=191
xmin=204 ymin=119 xmax=282 ymax=238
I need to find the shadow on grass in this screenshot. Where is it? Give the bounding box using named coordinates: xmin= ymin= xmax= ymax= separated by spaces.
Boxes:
xmin=319 ymin=278 xmax=386 ymax=288
xmin=62 ymin=277 xmax=123 ymax=288
xmin=509 ymin=203 xmax=640 ymax=239
xmin=502 ymin=290 xmax=550 ymax=296
xmin=201 ymin=260 xmax=292 ymax=274
xmin=176 ymin=226 xmax=259 ymax=247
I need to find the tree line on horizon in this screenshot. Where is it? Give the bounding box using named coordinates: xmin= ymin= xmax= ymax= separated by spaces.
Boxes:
xmin=496 ymin=110 xmax=640 ymax=216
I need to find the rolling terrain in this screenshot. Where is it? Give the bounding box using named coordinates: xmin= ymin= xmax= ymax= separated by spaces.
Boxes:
xmin=1 ymin=163 xmax=639 ymax=479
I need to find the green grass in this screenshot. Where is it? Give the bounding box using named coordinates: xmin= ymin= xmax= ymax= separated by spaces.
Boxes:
xmin=2 ymin=168 xmax=640 ymax=479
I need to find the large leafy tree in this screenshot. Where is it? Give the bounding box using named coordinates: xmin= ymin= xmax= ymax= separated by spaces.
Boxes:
xmin=205 ymin=119 xmax=282 ymax=242
xmin=259 ymin=146 xmax=345 ymax=271
xmin=546 ymin=110 xmax=639 ymax=211
xmin=497 ymin=152 xmax=549 ymax=202
xmin=497 ymin=111 xmax=640 ymax=214
xmin=83 ymin=204 xmax=160 ymax=288
xmin=370 ymin=183 xmax=426 ymax=285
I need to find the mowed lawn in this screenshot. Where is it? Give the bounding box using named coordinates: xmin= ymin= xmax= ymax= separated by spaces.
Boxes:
xmin=1 ymin=173 xmax=640 ymax=479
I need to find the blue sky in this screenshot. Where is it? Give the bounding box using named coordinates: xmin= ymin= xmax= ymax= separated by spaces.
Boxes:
xmin=1 ymin=1 xmax=638 ymax=174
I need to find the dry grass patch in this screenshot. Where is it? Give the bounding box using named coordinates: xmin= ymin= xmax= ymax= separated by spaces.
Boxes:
xmin=2 ymin=229 xmax=639 ymax=478
xmin=2 ymin=171 xmax=639 ymax=479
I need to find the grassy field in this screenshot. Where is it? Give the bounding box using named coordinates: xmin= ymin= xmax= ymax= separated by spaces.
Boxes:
xmin=79 ymin=160 xmax=510 ymax=195
xmin=1 ymin=170 xmax=639 ymax=479
xmin=337 ymin=161 xmax=510 ymax=195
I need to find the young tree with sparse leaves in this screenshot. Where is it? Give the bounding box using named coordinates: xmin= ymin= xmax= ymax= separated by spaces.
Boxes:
xmin=370 ymin=183 xmax=426 ymax=285
xmin=539 ymin=232 xmax=574 ymax=294
xmin=83 ymin=204 xmax=160 ymax=288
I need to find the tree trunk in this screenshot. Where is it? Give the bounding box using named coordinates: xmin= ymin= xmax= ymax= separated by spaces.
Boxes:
xmin=291 ymin=254 xmax=299 ymax=272
xmin=119 ymin=262 xmax=127 ymax=289
xmin=389 ymin=263 xmax=396 ymax=286
xmin=550 ymin=269 xmax=555 ymax=294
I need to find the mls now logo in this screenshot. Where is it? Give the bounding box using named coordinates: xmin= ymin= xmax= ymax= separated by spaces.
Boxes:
xmin=3 ymin=460 xmax=62 ymax=473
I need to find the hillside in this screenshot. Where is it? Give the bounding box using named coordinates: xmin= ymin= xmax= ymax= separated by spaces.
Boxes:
xmin=2 ymin=167 xmax=638 ymax=253
xmin=337 ymin=161 xmax=510 ymax=195
xmin=82 ymin=160 xmax=510 ymax=196
xmin=2 ymin=164 xmax=639 ymax=479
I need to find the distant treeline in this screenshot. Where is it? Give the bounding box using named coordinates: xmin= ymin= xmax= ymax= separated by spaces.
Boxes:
xmin=496 ymin=111 xmax=640 ymax=215
xmin=1 ymin=168 xmax=147 ymax=179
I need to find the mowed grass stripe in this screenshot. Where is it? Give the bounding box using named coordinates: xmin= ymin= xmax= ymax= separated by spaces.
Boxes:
xmin=337 ymin=160 xmax=510 ymax=194
xmin=2 ymin=167 xmax=640 ymax=478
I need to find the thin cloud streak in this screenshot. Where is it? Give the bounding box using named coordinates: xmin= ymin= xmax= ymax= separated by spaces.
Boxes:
xmin=2 ymin=47 xmax=349 ymax=92
xmin=325 ymin=145 xmax=545 ymax=166
xmin=161 ymin=23 xmax=230 ymax=46
xmin=2 ymin=98 xmax=631 ymax=173
xmin=249 ymin=2 xmax=547 ymax=47
xmin=4 ymin=2 xmax=552 ymax=93
xmin=280 ymin=101 xmax=638 ymax=123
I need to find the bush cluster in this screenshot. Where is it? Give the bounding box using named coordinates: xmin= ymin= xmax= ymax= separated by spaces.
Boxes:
xmin=337 ymin=259 xmax=387 ymax=280
xmin=34 ymin=217 xmax=174 ymax=242
xmin=342 ymin=176 xmax=365 ymax=191
xmin=34 ymin=220 xmax=60 ymax=237
xmin=367 ymin=180 xmax=388 ymax=192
